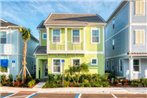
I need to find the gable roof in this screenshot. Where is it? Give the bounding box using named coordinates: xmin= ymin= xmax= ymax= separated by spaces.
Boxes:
xmin=40 ymin=13 xmax=105 ymax=27
xmin=0 ymin=19 xmax=19 ymax=27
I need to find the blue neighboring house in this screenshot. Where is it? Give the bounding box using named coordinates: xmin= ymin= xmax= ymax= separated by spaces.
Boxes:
xmin=0 ymin=19 xmax=39 ymax=78
xmin=105 ymin=0 xmax=147 ymax=80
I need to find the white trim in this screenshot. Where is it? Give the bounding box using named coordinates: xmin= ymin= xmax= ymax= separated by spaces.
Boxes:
xmin=52 ymin=58 xmax=62 ymax=74
xmin=91 ymin=58 xmax=98 ymax=66
xmin=103 ymin=26 xmax=105 ymax=53
xmin=133 ymin=59 xmax=141 ymax=73
xmin=65 ymin=28 xmax=67 ymax=51
xmin=44 ymin=13 xmax=52 ymax=24
xmin=129 ymin=1 xmax=132 ymax=52
xmin=71 ymin=29 xmax=81 ymax=44
xmin=52 ymin=28 xmax=61 ymax=44
xmin=47 ymin=51 xmax=104 ymax=54
xmin=131 ymin=23 xmax=147 ymax=26
xmin=83 ymin=27 xmax=86 ymax=50
xmin=91 ymin=28 xmax=100 ymax=44
xmin=106 ymin=53 xmax=127 ymax=59
xmin=71 ymin=58 xmax=81 ymax=66
xmin=134 ymin=29 xmax=145 ymax=46
xmin=44 ymin=23 xmax=106 ymax=26
xmin=47 ymin=28 xmax=49 ymax=53
xmin=42 ymin=33 xmax=47 ymax=40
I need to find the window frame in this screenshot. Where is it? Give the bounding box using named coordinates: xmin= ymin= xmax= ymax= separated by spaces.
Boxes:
xmin=72 ymin=58 xmax=81 ymax=66
xmin=52 ymin=58 xmax=62 ymax=74
xmin=133 ymin=59 xmax=141 ymax=73
xmin=91 ymin=58 xmax=98 ymax=66
xmin=135 ymin=0 xmax=145 ymax=16
xmin=134 ymin=29 xmax=145 ymax=46
xmin=42 ymin=33 xmax=47 ymax=40
xmin=91 ymin=28 xmax=100 ymax=44
xmin=72 ymin=29 xmax=80 ymax=44
xmin=0 ymin=31 xmax=7 ymax=44
xmin=52 ymin=29 xmax=61 ymax=44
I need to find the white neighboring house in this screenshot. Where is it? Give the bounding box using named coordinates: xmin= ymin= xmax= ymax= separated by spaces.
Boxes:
xmin=0 ymin=19 xmax=39 ymax=78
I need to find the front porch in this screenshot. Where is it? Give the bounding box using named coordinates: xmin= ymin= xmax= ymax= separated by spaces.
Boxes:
xmin=36 ymin=58 xmax=48 ymax=79
xmin=122 ymin=57 xmax=147 ymax=80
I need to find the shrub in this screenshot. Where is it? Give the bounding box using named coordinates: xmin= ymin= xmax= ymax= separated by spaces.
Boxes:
xmin=28 ymin=79 xmax=36 ymax=88
xmin=0 ymin=74 xmax=7 ymax=86
xmin=130 ymin=78 xmax=147 ymax=87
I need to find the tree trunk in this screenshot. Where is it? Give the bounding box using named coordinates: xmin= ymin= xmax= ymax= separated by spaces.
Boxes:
xmin=22 ymin=41 xmax=27 ymax=83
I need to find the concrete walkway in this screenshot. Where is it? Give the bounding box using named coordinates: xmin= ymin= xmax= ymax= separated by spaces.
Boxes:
xmin=33 ymin=82 xmax=46 ymax=88
xmin=0 ymin=87 xmax=147 ymax=94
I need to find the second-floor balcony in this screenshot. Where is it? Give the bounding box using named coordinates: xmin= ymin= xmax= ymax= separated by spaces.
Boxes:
xmin=0 ymin=44 xmax=12 ymax=55
xmin=48 ymin=41 xmax=85 ymax=54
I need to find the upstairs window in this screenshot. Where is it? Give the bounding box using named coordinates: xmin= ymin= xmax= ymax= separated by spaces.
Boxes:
xmin=135 ymin=0 xmax=145 ymax=15
xmin=42 ymin=33 xmax=47 ymax=40
xmin=0 ymin=31 xmax=7 ymax=44
xmin=72 ymin=30 xmax=80 ymax=43
xmin=52 ymin=29 xmax=60 ymax=43
xmin=91 ymin=28 xmax=100 ymax=43
xmin=134 ymin=30 xmax=145 ymax=45
xmin=112 ymin=39 xmax=115 ymax=50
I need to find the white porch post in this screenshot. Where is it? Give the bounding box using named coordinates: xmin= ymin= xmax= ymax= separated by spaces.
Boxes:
xmin=129 ymin=57 xmax=133 ymax=80
xmin=36 ymin=58 xmax=39 ymax=79
xmin=65 ymin=28 xmax=67 ymax=51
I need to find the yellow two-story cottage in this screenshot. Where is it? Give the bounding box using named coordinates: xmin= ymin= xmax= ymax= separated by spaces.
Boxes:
xmin=35 ymin=13 xmax=106 ymax=79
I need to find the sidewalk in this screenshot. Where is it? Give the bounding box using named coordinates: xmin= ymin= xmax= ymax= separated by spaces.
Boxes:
xmin=0 ymin=87 xmax=147 ymax=94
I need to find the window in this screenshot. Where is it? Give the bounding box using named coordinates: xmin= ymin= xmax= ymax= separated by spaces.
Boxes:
xmin=42 ymin=33 xmax=47 ymax=40
xmin=91 ymin=29 xmax=100 ymax=43
xmin=72 ymin=30 xmax=80 ymax=43
xmin=112 ymin=18 xmax=115 ymax=29
xmin=52 ymin=29 xmax=60 ymax=43
xmin=111 ymin=60 xmax=114 ymax=71
xmin=91 ymin=59 xmax=98 ymax=65
xmin=0 ymin=31 xmax=7 ymax=44
xmin=133 ymin=59 xmax=140 ymax=72
xmin=134 ymin=30 xmax=145 ymax=45
xmin=112 ymin=39 xmax=115 ymax=50
xmin=72 ymin=59 xmax=80 ymax=66
xmin=53 ymin=59 xmax=61 ymax=73
xmin=135 ymin=0 xmax=145 ymax=15
xmin=119 ymin=60 xmax=123 ymax=72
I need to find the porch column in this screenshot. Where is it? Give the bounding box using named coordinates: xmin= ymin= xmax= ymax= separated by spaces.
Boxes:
xmin=129 ymin=57 xmax=133 ymax=80
xmin=36 ymin=58 xmax=39 ymax=79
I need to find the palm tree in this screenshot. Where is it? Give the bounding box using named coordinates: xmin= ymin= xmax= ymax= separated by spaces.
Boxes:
xmin=19 ymin=27 xmax=31 ymax=83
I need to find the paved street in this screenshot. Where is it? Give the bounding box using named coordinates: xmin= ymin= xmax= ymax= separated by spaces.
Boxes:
xmin=0 ymin=87 xmax=147 ymax=98
xmin=1 ymin=92 xmax=147 ymax=98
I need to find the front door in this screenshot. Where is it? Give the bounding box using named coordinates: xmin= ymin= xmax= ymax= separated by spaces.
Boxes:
xmin=43 ymin=61 xmax=48 ymax=78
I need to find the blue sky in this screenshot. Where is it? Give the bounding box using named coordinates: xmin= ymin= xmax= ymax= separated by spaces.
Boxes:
xmin=0 ymin=0 xmax=122 ymax=39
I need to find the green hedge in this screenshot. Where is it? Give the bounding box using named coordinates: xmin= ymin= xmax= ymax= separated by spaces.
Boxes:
xmin=43 ymin=74 xmax=110 ymax=88
xmin=130 ymin=78 xmax=147 ymax=87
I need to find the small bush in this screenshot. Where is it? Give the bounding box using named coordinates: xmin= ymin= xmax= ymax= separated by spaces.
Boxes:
xmin=130 ymin=78 xmax=147 ymax=87
xmin=28 ymin=79 xmax=36 ymax=88
xmin=0 ymin=75 xmax=7 ymax=86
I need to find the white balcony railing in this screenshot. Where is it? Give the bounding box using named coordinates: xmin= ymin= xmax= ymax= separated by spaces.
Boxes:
xmin=0 ymin=44 xmax=12 ymax=54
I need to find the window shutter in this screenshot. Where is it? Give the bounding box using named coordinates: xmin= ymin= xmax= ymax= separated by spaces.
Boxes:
xmin=135 ymin=0 xmax=145 ymax=15
xmin=135 ymin=0 xmax=140 ymax=15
